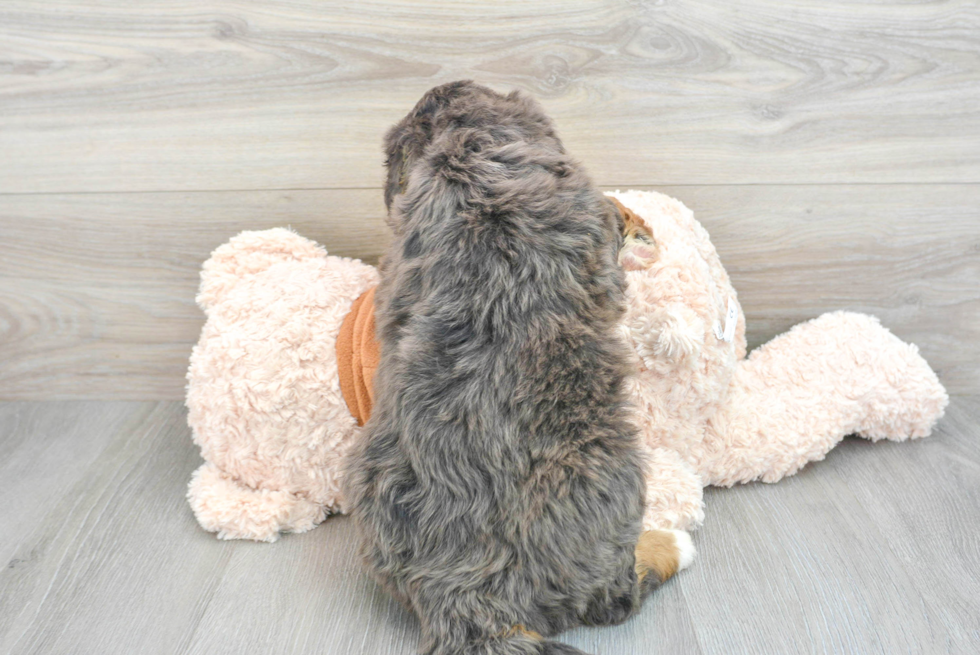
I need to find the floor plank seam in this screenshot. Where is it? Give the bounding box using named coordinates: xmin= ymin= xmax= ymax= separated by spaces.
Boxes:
xmin=2 ymin=181 xmax=980 ymax=198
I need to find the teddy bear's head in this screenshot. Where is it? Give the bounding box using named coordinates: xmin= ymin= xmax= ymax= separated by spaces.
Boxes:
xmin=606 ymin=191 xmax=747 ymax=462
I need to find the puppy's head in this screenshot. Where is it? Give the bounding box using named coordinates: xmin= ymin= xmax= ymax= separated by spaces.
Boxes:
xmin=382 ymin=81 xmax=562 ymax=215
xmin=608 ymin=197 xmax=657 ymax=271
xmin=383 ymin=80 xmax=488 ymax=211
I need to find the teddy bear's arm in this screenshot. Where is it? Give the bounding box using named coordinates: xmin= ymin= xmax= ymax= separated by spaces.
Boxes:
xmin=640 ymin=446 xmax=705 ymax=531
xmin=628 ymin=260 xmax=713 ymax=366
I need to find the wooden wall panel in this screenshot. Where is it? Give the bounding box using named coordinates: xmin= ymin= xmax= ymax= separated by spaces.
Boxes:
xmin=1 ymin=0 xmax=978 ymax=193
xmin=0 ymin=189 xmax=388 ymax=398
xmin=2 ymin=185 xmax=976 ymax=399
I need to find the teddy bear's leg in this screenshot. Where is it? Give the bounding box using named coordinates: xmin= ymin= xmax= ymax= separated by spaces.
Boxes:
xmin=187 ymin=463 xmax=328 ymax=543
xmin=641 ymin=447 xmax=705 ymax=531
xmin=699 ymin=311 xmax=948 ymax=487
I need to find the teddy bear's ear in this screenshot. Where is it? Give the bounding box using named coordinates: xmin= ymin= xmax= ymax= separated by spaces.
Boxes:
xmin=196 ymin=228 xmax=327 ymax=311
xmin=607 ymin=193 xmax=658 ymax=271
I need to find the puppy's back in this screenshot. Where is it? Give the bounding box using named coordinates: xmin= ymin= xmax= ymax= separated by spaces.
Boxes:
xmin=344 ymin=82 xmax=646 ymax=655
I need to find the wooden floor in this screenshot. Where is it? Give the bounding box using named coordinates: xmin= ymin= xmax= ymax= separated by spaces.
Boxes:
xmin=2 ymin=1 xmax=980 ymax=653
xmin=0 ymin=397 xmax=977 ymax=654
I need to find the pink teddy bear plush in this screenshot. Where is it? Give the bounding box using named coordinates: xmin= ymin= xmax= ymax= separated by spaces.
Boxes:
xmin=608 ymin=191 xmax=949 ymax=531
xmin=186 ymin=191 xmax=948 ymax=542
xmin=186 ymin=231 xmax=377 ymax=540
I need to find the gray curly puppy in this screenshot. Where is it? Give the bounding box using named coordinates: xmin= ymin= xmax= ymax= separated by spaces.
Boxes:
xmin=343 ymin=81 xmax=694 ymax=655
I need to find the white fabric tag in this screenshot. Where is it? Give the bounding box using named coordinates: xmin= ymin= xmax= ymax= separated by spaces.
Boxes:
xmin=723 ymin=297 xmax=737 ymax=342
xmin=713 ymin=320 xmax=724 ymax=341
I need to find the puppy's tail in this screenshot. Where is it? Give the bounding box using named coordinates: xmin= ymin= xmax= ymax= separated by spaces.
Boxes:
xmin=426 ymin=625 xmax=590 ymax=655
xmin=538 ymin=643 xmax=590 ymax=655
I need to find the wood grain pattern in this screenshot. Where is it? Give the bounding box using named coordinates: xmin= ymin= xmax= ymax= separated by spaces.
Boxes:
xmin=184 ymin=516 xmax=422 ymax=655
xmin=1 ymin=398 xmax=977 ymax=654
xmin=1 ymin=1 xmax=978 ymax=193
xmin=0 ymin=402 xmax=153 ymax=566
xmin=2 ymin=184 xmax=976 ymax=399
xmin=670 ymin=184 xmax=980 ymax=396
xmin=684 ymin=396 xmax=980 ymax=654
xmin=2 ymin=2 xmax=978 ymax=652
xmin=0 ymin=189 xmax=389 ymax=399
xmin=0 ymin=402 xmax=235 ymax=655
xmin=816 ymin=405 xmax=980 ymax=649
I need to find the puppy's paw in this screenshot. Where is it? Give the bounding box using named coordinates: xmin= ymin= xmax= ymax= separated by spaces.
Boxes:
xmin=635 ymin=529 xmax=697 ymax=585
xmin=666 ymin=529 xmax=696 ymax=571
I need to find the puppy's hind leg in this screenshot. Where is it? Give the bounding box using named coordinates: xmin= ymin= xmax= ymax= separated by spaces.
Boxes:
xmin=580 ymin=529 xmax=695 ymax=627
xmin=635 ymin=529 xmax=696 ymax=596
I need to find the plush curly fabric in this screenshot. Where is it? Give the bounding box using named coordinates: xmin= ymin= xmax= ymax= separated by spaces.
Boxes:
xmin=610 ymin=190 xmax=948 ymax=530
xmin=186 ymin=228 xmax=377 ymax=541
xmin=185 ymin=192 xmax=948 ymax=541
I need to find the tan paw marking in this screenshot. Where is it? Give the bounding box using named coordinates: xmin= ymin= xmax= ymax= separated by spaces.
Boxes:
xmin=635 ymin=529 xmax=696 ymax=584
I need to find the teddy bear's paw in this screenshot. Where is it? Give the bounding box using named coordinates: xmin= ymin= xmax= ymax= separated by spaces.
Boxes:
xmin=641 ymin=447 xmax=705 ymax=531
xmin=655 ymin=312 xmax=704 ymax=360
xmin=784 ymin=311 xmax=950 ymax=443
xmin=620 ymin=243 xmax=657 ymax=271
xmin=859 ymin=374 xmax=949 ymax=443
xmin=632 ymin=303 xmax=705 ymax=365
xmin=620 ymin=237 xmax=658 ymax=271
xmin=859 ymin=336 xmax=949 ymax=441
xmin=187 ymin=463 xmax=328 ymax=542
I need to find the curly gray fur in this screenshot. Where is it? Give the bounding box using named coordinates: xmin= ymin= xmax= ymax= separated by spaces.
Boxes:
xmin=343 ymin=81 xmax=657 ymax=655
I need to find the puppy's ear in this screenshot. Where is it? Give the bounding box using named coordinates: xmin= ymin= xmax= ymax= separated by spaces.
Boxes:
xmin=383 ymin=121 xmax=421 ymax=212
xmin=383 ymin=81 xmax=480 ymax=211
